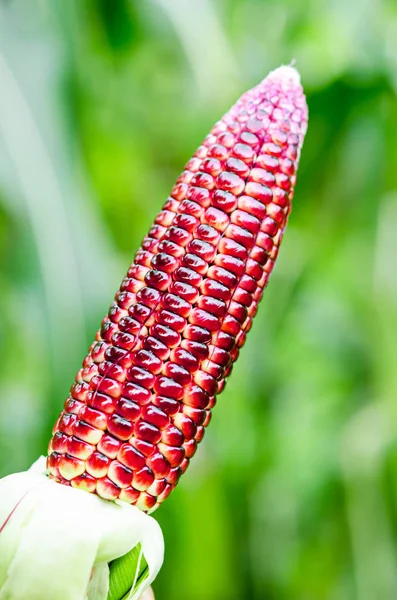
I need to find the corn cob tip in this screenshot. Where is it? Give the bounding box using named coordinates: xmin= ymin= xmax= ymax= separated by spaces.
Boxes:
xmin=267 ymin=64 xmax=301 ymax=86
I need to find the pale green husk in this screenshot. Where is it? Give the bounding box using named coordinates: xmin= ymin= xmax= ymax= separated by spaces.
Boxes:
xmin=0 ymin=458 xmax=164 ymax=600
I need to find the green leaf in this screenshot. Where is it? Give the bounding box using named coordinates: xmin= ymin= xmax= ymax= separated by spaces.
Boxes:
xmin=107 ymin=544 xmax=149 ymax=600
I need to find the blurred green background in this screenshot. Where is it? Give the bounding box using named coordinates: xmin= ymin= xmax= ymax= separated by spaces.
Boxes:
xmin=1 ymin=1 xmax=397 ymax=598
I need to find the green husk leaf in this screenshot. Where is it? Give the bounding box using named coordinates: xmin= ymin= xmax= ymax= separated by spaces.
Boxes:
xmin=107 ymin=544 xmax=149 ymax=600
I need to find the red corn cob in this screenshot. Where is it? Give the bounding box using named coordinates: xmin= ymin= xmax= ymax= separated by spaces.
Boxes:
xmin=48 ymin=66 xmax=308 ymax=513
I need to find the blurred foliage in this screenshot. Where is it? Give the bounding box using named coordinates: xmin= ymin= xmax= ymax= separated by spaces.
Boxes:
xmin=1 ymin=0 xmax=397 ymax=599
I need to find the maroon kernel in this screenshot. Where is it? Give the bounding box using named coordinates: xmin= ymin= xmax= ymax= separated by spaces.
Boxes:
xmin=182 ymin=405 xmax=206 ymax=426
xmin=174 ymin=266 xmax=202 ymax=287
xmin=108 ymin=461 xmax=133 ymax=488
xmin=167 ymin=466 xmax=182 ymax=485
xmin=216 ymin=171 xmax=245 ymax=195
xmin=202 ymin=360 xmax=225 ymax=380
xmin=71 ymin=473 xmax=96 ymax=493
xmin=194 ymin=370 xmax=218 ymax=396
xmin=156 ymin=311 xmax=186 ymax=334
xmin=98 ymin=361 xmax=126 ymax=383
xmin=211 ymin=190 xmax=237 ymax=213
xmin=154 ymin=375 xmax=184 ymax=400
xmin=169 ymin=281 xmax=199 ymax=304
xmin=64 ymin=393 xmax=83 ymax=415
xmin=171 ymin=347 xmax=199 ymax=372
xmin=190 ymin=172 xmax=214 ymax=190
xmin=246 ymin=258 xmax=263 ymax=281
xmin=86 ymin=451 xmax=111 ymax=478
xmin=267 ymin=203 xmax=286 ymax=225
xmin=164 ymin=226 xmax=191 ymax=247
xmin=151 ymin=252 xmax=178 ymax=273
xmin=238 ymin=195 xmax=267 ymax=220
xmin=128 ymin=303 xmax=151 ymax=323
xmin=225 ymin=223 xmax=255 ymax=249
xmin=184 ymin=324 xmax=212 ymax=344
xmin=250 ymin=245 xmax=269 ymax=265
xmin=130 ymin=438 xmax=156 ymax=457
xmin=97 ymin=434 xmax=122 ymax=459
xmin=115 ymin=397 xmax=141 ymax=422
xmin=214 ymin=254 xmax=246 ymax=277
xmin=261 ymin=217 xmax=278 ymax=237
xmin=119 ymin=486 xmax=141 ymax=504
xmin=256 ymin=231 xmax=274 ymax=252
xmin=195 ymin=426 xmax=205 ymax=443
xmin=161 ymin=293 xmax=192 ymax=317
xmin=136 ymin=286 xmax=161 ymax=308
xmin=141 ymin=405 xmax=170 ymax=430
xmin=100 ymin=320 xmax=118 ymax=342
xmin=118 ymin=443 xmax=146 ymax=471
xmin=127 ymin=366 xmax=156 ymax=389
xmin=163 ymin=362 xmax=192 ymax=386
xmin=109 ymin=302 xmax=125 ymax=323
xmin=122 ymin=382 xmax=151 ymax=405
xmin=187 ymin=238 xmax=216 ymax=262
xmin=107 ymin=414 xmax=134 ymax=441
xmin=189 ymin=308 xmax=220 ymax=333
xmin=204 ymin=207 xmax=229 ymax=232
xmin=134 ymin=420 xmax=162 ymax=444
xmin=184 ymin=384 xmax=210 ymax=409
xmin=147 ymin=478 xmax=167 ymax=497
xmin=186 ymin=186 xmax=211 ymax=207
xmin=195 ymin=223 xmax=220 ymax=245
xmin=232 ymin=287 xmax=252 ymax=307
xmin=157 ymin=240 xmax=185 ymax=258
xmin=182 ymin=253 xmax=208 ymax=275
xmin=179 ymin=199 xmax=202 ymax=218
xmin=134 ymin=350 xmax=163 ymax=375
xmin=228 ymin=301 xmax=248 ymax=323
xmin=174 ymin=412 xmax=197 ymax=440
xmin=216 ymin=330 xmax=236 ymax=351
xmin=184 ymin=439 xmax=198 ymax=459
xmin=90 ymin=376 xmax=122 ymax=399
xmin=197 ymin=295 xmax=227 ymax=318
xmin=218 ymin=237 xmax=248 ymax=261
xmin=207 ymin=265 xmax=237 ymax=289
xmin=159 ymin=443 xmax=185 ymax=468
xmin=239 ymin=274 xmax=257 ymax=293
xmin=152 ymin=395 xmax=180 ymax=416
xmin=221 ymin=314 xmax=241 ymax=337
xmin=67 ymin=437 xmax=94 ymax=460
xmin=161 ymin=424 xmax=184 ymax=446
xmin=147 ymin=452 xmax=171 ymax=478
xmin=180 ymin=458 xmax=190 ymax=474
xmin=133 ymin=466 xmax=155 ymax=492
xmin=96 ymin=477 xmax=120 ymax=500
xmin=70 ymin=382 xmax=90 ymax=402
xmin=73 ymin=420 xmax=103 ymax=445
xmin=231 ymin=210 xmax=261 ymax=235
xmin=50 ymin=432 xmax=68 ymax=454
xmin=201 ymin=278 xmax=231 ymax=302
xmin=181 ymin=340 xmax=210 ymax=361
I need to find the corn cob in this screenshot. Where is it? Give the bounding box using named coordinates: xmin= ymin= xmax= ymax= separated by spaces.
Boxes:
xmin=48 ymin=65 xmax=308 ymax=513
